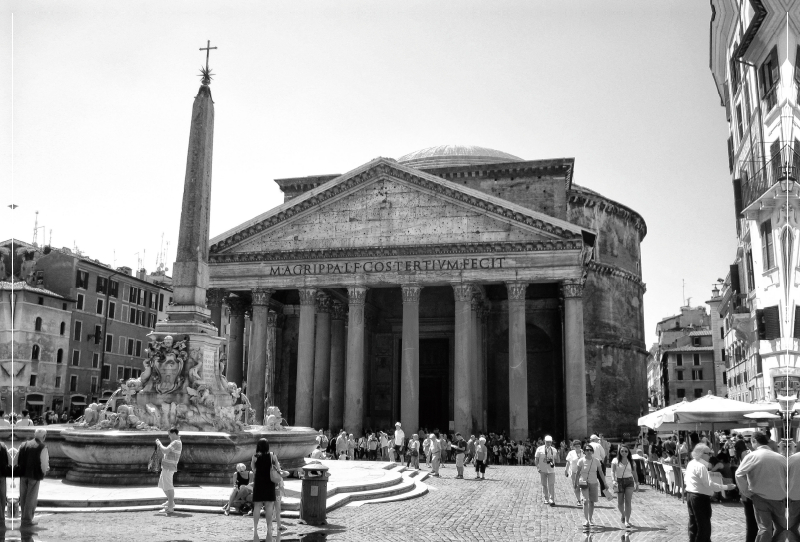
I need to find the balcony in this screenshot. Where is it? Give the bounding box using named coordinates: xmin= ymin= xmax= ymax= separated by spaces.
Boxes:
xmin=741 ymin=144 xmax=800 ymax=210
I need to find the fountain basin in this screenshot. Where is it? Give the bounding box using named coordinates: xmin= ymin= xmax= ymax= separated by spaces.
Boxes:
xmin=2 ymin=425 xmax=317 ymax=486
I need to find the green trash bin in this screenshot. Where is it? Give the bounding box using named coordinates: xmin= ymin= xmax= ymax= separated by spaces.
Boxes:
xmin=299 ymin=462 xmax=330 ymax=526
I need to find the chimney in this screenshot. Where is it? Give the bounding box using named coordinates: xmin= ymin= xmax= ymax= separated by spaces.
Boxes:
xmin=137 ymin=268 xmax=147 ymax=280
xmin=116 ymin=266 xmax=132 ymax=276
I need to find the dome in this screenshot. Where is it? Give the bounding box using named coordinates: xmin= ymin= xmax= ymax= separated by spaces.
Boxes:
xmin=396 ymin=145 xmax=523 ymax=169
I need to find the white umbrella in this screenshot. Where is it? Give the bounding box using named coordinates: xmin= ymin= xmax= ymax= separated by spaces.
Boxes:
xmin=637 ymin=400 xmax=687 ymax=429
xmin=667 ymin=393 xmax=780 ymax=424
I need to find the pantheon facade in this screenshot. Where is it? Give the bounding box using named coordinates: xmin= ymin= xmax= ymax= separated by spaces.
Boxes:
xmin=206 ymin=146 xmax=647 ymax=440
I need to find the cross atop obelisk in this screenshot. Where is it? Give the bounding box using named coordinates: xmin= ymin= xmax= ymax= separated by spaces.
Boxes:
xmin=199 ymin=40 xmax=217 ymax=86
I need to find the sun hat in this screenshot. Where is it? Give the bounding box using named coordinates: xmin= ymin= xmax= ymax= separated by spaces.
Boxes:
xmin=544 ymin=435 xmax=553 ymax=442
xmin=589 ymin=434 xmax=599 ymax=441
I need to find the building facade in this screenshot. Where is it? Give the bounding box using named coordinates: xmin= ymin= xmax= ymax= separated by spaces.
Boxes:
xmin=1 ymin=239 xmax=173 ymax=416
xmin=710 ymin=1 xmax=800 ymax=402
xmin=207 ymin=145 xmax=648 ymax=440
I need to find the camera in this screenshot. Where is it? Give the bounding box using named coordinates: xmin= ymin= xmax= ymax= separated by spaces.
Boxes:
xmin=547 ymin=459 xmax=554 ymax=468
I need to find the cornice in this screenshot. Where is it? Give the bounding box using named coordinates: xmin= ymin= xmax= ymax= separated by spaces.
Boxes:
xmin=587 ymin=261 xmax=646 ymax=292
xmin=210 ymin=161 xmax=583 ymax=255
xmin=568 ymin=187 xmax=647 ymax=239
xmin=210 ymin=239 xmax=583 ymax=264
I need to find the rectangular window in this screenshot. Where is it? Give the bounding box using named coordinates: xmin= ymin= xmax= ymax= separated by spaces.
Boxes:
xmin=123 ymin=367 xmax=131 ymax=380
xmin=96 ymin=298 xmax=104 ymax=315
xmin=90 ymin=376 xmax=98 ymax=393
xmin=676 ymin=354 xmax=683 ymax=366
xmin=117 ymin=366 xmax=124 ymax=380
xmin=760 ymin=46 xmax=779 ymax=110
xmin=75 ymin=270 xmax=89 ymax=289
xmin=109 ymin=280 xmax=119 ymax=298
xmin=101 ymin=364 xmax=110 ymax=380
xmin=722 ymin=371 xmax=727 ymax=385
xmin=127 ymin=338 xmax=134 ymax=356
xmin=96 ymin=276 xmax=107 ymax=294
xmin=122 ymin=305 xmax=128 ymax=322
xmin=720 ymin=327 xmax=724 ymax=340
xmin=108 ymin=301 xmax=116 ymax=320
xmin=73 ymin=320 xmax=83 ymax=341
xmin=94 ymin=324 xmax=102 ymax=344
xmin=129 ymin=308 xmax=137 ymax=324
xmin=71 ymin=350 xmax=80 ymax=366
xmin=159 ymin=293 xmax=164 ymax=312
xmin=29 ymin=374 xmax=37 ymax=387
xmin=693 ymin=353 xmax=700 ymax=365
xmin=721 ymin=349 xmax=726 ymax=362
xmin=137 ymin=288 xmax=143 ymax=306
xmin=757 ymin=306 xmax=781 ymax=340
xmin=735 ymin=104 xmax=744 ymax=139
xmin=746 ymin=249 xmax=755 ymax=290
xmin=756 ymin=354 xmax=763 ymax=374
xmin=135 ymin=340 xmax=142 ymax=357
xmin=761 ymin=221 xmax=775 ymax=272
xmin=105 ymin=333 xmax=113 ymax=353
xmin=92 ymin=352 xmax=100 ymax=369
xmin=694 ymin=388 xmax=704 ymax=398
xmin=129 ymin=286 xmax=137 ymax=303
xmin=677 ymin=389 xmax=686 ymax=398
xmin=730 ymin=48 xmax=740 ymax=94
xmin=55 ymin=376 xmax=61 ymax=389
xmin=693 ymin=369 xmax=703 ymax=380
xmin=76 ymin=293 xmax=84 ymax=311
xmin=692 ymin=337 xmax=701 ymax=347
xmin=69 ymin=375 xmax=78 ymax=392
xmin=677 ymin=370 xmax=684 ymax=381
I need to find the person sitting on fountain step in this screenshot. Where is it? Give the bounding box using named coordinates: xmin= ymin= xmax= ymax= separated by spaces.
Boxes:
xmin=15 ymin=410 xmax=33 ymax=427
xmin=155 ymin=427 xmax=183 ymax=514
xmin=223 ymin=463 xmax=253 ymax=515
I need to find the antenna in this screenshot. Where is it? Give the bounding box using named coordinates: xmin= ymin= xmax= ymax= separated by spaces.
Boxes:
xmin=48 ymin=229 xmax=52 ymax=246
xmin=32 ymin=211 xmax=44 ymax=246
xmin=682 ymin=279 xmax=686 ymax=306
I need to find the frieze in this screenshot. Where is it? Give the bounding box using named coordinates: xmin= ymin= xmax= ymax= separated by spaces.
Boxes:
xmin=210 ymin=240 xmax=583 ymax=266
xmin=401 ymin=284 xmax=422 ymax=304
xmin=209 ymin=161 xmax=583 ymax=254
xmin=298 ymin=288 xmax=318 ymax=306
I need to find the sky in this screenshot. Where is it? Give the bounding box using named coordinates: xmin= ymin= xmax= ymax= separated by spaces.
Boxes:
xmin=0 ymin=1 xmax=735 ymax=345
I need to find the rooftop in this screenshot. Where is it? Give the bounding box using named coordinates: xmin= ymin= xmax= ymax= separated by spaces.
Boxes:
xmin=665 ymin=345 xmax=714 ymax=353
xmin=0 ymin=280 xmax=69 ymax=300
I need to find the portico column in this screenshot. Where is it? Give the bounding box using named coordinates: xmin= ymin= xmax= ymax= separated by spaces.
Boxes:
xmin=345 ymin=286 xmax=368 ymax=436
xmin=295 ymin=287 xmax=318 ymax=427
xmin=563 ymin=279 xmax=588 ymax=439
xmin=312 ymin=293 xmax=332 ymax=430
xmin=480 ymin=306 xmax=490 ymax=431
xmin=265 ymin=311 xmax=279 ymax=411
xmin=206 ymin=288 xmax=226 ymax=336
xmin=248 ymin=288 xmax=274 ymax=423
xmin=470 ymin=293 xmax=482 ymax=433
xmin=329 ymin=302 xmax=346 ymax=431
xmin=452 ymin=283 xmax=474 ymax=436
xmin=226 ymin=296 xmax=248 ymax=387
xmin=401 ymin=284 xmax=422 ymax=438
xmin=507 ymin=282 xmax=528 ymax=442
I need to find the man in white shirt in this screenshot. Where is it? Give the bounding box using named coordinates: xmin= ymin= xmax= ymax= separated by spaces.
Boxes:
xmin=394 ymin=422 xmax=405 ymax=463
xmin=535 ymin=435 xmax=558 ymax=506
xmin=589 ymin=435 xmax=606 ymax=474
xmin=685 ymin=444 xmax=736 ymax=542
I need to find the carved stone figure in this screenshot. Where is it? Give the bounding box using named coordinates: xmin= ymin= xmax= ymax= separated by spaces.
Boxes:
xmin=264 ymin=406 xmax=287 ymax=431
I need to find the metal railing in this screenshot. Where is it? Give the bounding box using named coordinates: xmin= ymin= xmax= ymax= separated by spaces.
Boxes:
xmin=741 ymin=144 xmax=800 ymax=210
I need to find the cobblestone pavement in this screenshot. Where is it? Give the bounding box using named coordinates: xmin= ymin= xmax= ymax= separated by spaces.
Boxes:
xmin=3 ymin=464 xmax=745 ymax=542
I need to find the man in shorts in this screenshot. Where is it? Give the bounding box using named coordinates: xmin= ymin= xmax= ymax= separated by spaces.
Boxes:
xmin=155 ymin=427 xmax=183 ymax=513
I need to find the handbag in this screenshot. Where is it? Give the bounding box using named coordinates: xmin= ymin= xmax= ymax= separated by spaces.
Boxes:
xmin=269 ymin=453 xmax=282 ymax=485
xmin=577 ymin=458 xmax=592 ymax=489
xmin=147 ymin=444 xmax=162 ymax=473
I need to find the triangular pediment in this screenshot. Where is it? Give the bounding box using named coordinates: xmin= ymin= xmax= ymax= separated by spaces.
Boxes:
xmin=210 ymin=158 xmax=589 ymax=261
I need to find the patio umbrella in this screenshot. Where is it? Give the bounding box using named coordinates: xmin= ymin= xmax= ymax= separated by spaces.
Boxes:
xmin=668 ymin=393 xmax=780 ymax=424
xmin=637 ymin=400 xmax=687 ymax=429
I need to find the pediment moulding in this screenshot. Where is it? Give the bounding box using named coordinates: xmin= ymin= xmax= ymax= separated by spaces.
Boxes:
xmin=210 ymin=160 xmax=586 ymax=255
xmin=209 ymin=240 xmax=583 ymax=265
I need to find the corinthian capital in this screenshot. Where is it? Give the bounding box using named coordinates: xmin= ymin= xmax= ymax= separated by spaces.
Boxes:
xmin=316 ymin=293 xmax=332 ymax=313
xmin=206 ymin=288 xmax=226 ymax=307
xmin=298 ymin=287 xmax=318 ymax=306
xmin=226 ymin=296 xmax=248 ymax=316
xmin=452 ymin=283 xmax=474 ymax=302
xmin=562 ymin=279 xmax=584 ymax=299
xmin=401 ymin=284 xmax=422 ymax=304
xmin=506 ymin=282 xmax=527 ymax=301
xmin=348 ymin=286 xmax=368 ymax=306
xmin=252 ymin=287 xmax=275 ymax=306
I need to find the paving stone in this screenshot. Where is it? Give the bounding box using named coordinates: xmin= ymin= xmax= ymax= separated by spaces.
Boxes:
xmin=6 ymin=465 xmax=745 ymax=541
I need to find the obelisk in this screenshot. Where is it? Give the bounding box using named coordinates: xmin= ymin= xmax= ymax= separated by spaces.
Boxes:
xmin=147 ymin=47 xmax=230 ymax=409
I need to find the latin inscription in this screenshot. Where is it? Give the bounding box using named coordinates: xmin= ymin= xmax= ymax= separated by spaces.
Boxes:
xmin=267 ymin=257 xmax=506 ymax=276
xmin=201 ymin=347 xmax=216 ymax=384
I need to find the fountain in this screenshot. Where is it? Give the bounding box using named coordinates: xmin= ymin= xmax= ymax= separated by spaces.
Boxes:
xmin=2 ymin=52 xmax=318 ymax=486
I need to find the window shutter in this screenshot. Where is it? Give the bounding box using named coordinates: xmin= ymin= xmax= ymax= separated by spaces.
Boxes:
xmin=756 ymin=309 xmax=766 ymax=340
xmin=729 ymin=264 xmax=741 ymax=294
xmin=763 ymin=305 xmax=781 ymax=340
xmin=732 ymin=177 xmax=743 ymax=220
xmin=727 ymin=136 xmax=734 ymax=173
xmin=794 ymin=306 xmax=800 ymax=338
xmin=724 ymin=85 xmax=731 ymax=121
